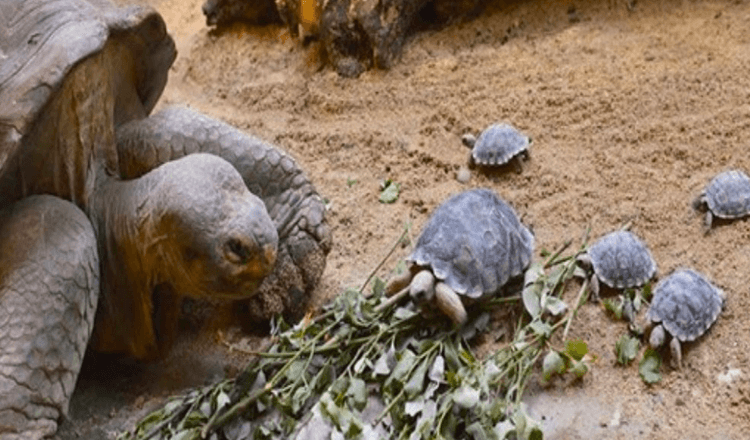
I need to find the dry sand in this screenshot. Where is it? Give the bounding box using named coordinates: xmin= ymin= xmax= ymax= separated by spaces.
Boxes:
xmin=59 ymin=0 xmax=750 ymax=438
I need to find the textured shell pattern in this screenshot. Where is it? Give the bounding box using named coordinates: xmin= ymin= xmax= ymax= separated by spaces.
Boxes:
xmin=408 ymin=188 xmax=534 ymax=299
xmin=588 ymin=230 xmax=657 ymax=289
xmin=471 ymin=123 xmax=529 ymax=166
xmin=703 ymin=170 xmax=750 ymax=219
xmin=646 ymin=269 xmax=724 ymax=341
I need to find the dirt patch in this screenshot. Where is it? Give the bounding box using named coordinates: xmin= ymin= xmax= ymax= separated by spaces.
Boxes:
xmin=61 ymin=0 xmax=750 ymax=438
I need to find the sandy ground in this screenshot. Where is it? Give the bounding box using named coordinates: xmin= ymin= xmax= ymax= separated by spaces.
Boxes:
xmin=58 ymin=0 xmax=750 ymax=438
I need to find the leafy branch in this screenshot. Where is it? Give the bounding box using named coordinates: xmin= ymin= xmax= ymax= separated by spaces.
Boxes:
xmin=119 ymin=234 xmax=593 ymax=440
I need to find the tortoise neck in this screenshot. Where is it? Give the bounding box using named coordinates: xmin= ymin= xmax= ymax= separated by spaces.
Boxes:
xmin=86 ymin=166 xmax=173 ymax=359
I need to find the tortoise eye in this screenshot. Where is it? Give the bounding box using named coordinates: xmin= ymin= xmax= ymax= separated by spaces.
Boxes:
xmin=225 ymin=238 xmax=251 ymax=264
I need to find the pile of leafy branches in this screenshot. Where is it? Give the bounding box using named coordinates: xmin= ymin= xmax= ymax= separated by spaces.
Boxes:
xmin=119 ymin=236 xmax=592 ymax=440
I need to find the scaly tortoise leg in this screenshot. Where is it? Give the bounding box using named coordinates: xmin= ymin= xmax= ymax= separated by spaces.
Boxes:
xmin=0 ymin=196 xmax=99 ymax=439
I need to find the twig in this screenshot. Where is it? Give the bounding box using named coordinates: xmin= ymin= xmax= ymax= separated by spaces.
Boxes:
xmin=543 ymin=239 xmax=572 ymax=268
xmin=562 ymin=278 xmax=589 ymax=342
xmin=374 ymin=286 xmax=409 ymax=313
xmin=360 ymin=226 xmax=410 ymax=296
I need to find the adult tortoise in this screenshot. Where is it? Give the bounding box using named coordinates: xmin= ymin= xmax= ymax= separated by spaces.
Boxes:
xmin=386 ymin=188 xmax=534 ymax=325
xmin=0 ymin=0 xmax=330 ymax=438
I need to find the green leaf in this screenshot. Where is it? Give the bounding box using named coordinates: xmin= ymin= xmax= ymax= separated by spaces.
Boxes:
xmin=639 ymin=349 xmax=662 ymax=383
xmin=494 ymin=420 xmax=515 ymax=439
xmin=542 ymin=351 xmax=566 ymax=382
xmin=215 ymin=391 xmax=230 ymax=412
xmin=388 ymin=349 xmax=417 ymax=386
xmin=171 ymin=429 xmax=201 ymax=440
xmin=379 ymin=180 xmax=401 ymax=203
xmin=452 ymin=386 xmax=480 ymax=409
xmin=404 ymin=357 xmax=431 ymax=399
xmin=394 ymin=307 xmax=417 ymax=320
xmin=641 ymin=282 xmax=653 ymax=300
xmin=466 ymin=422 xmax=490 ymax=440
xmin=522 ymin=263 xmax=544 ymax=318
xmin=543 ymin=296 xmax=568 ymax=316
xmin=528 ymin=320 xmax=552 ymax=338
xmin=546 ymin=265 xmax=566 ymax=289
xmin=371 ymin=277 xmax=386 ymax=297
xmin=428 ymin=355 xmax=445 ymax=383
xmin=405 ymin=398 xmax=425 ymax=417
xmin=564 ymin=339 xmax=588 ymax=361
xmin=615 ymin=334 xmax=639 ymax=365
xmin=346 ymin=178 xmax=358 ymax=187
xmin=346 ymin=378 xmax=368 ymax=411
xmin=570 ymin=359 xmax=589 ymax=378
xmin=373 ymin=347 xmax=395 ymax=376
xmin=603 ymin=297 xmax=623 ymax=320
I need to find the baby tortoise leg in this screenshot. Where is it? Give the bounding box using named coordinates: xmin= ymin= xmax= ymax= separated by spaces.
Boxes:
xmin=650 ymin=324 xmax=682 ymax=368
xmin=669 ymin=337 xmax=683 ymax=370
xmin=434 ymin=282 xmax=467 ymax=326
xmin=576 ymin=253 xmax=601 ymax=302
xmin=514 ymin=150 xmax=531 ymax=174
xmin=512 ymin=155 xmax=524 ymax=174
xmin=704 ymin=211 xmax=714 ymax=233
xmin=385 ymin=269 xmax=415 ymax=297
xmin=691 ymin=194 xmax=713 ymax=233
xmin=649 ymin=324 xmax=666 ymax=349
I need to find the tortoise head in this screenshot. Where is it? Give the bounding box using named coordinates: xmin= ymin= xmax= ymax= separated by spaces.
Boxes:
xmin=90 ymin=153 xmax=278 ymax=359
xmin=145 ymin=153 xmax=278 ymax=299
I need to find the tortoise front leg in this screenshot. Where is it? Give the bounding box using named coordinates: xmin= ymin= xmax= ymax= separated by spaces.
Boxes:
xmin=434 ymin=282 xmax=467 ymax=326
xmin=116 ymin=107 xmax=331 ymax=323
xmin=669 ymin=337 xmax=683 ymax=369
xmin=0 ymin=196 xmax=99 ymax=439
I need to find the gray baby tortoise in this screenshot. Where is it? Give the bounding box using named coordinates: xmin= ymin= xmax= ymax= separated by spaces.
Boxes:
xmin=0 ymin=0 xmax=329 ymax=438
xmin=693 ymin=170 xmax=750 ymax=231
xmin=577 ymin=230 xmax=657 ymax=301
xmin=461 ymin=123 xmax=531 ymax=171
xmin=386 ymin=188 xmax=534 ymax=325
xmin=647 ymin=269 xmax=725 ymax=369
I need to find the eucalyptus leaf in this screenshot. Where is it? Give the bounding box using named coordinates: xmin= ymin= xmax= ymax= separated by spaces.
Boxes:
xmin=564 ymin=340 xmax=588 ymax=361
xmin=428 ymin=355 xmax=445 ymax=383
xmin=372 ymin=277 xmax=386 ymax=297
xmin=543 ymin=296 xmax=568 ymax=316
xmin=386 ymin=349 xmax=417 ymax=390
xmin=639 ymin=349 xmax=662 ymax=384
xmin=394 ymin=307 xmax=418 ymax=320
xmin=615 ymin=334 xmax=639 ymax=365
xmin=542 ymin=351 xmax=566 ymax=382
xmin=522 ymin=277 xmax=543 ymax=319
xmin=570 ymin=359 xmax=589 ymax=378
xmin=404 ymin=357 xmax=431 ymax=399
xmin=466 ymin=422 xmax=490 ymax=440
xmin=171 ymin=429 xmax=200 ymax=440
xmin=603 ymin=297 xmax=623 ymax=320
xmin=405 ymin=398 xmax=425 ymax=417
xmin=346 ymin=378 xmax=368 ymax=411
xmin=528 ymin=320 xmax=552 ymax=338
xmin=494 ymin=420 xmax=515 ymax=439
xmin=452 ymin=386 xmax=480 ymax=409
xmin=379 ymin=180 xmax=401 ymax=203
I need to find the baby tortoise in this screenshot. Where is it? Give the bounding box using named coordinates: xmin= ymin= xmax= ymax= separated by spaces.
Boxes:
xmin=461 ymin=123 xmax=531 ymax=172
xmin=646 ymin=269 xmax=725 ymax=369
xmin=693 ymin=170 xmax=750 ymax=231
xmin=386 ymin=188 xmax=534 ymax=325
xmin=577 ymin=230 xmax=657 ymax=302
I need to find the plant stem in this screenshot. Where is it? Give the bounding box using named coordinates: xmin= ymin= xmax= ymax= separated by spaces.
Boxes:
xmin=562 ymin=278 xmax=589 ymax=342
xmin=360 ymin=227 xmax=410 ymax=296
